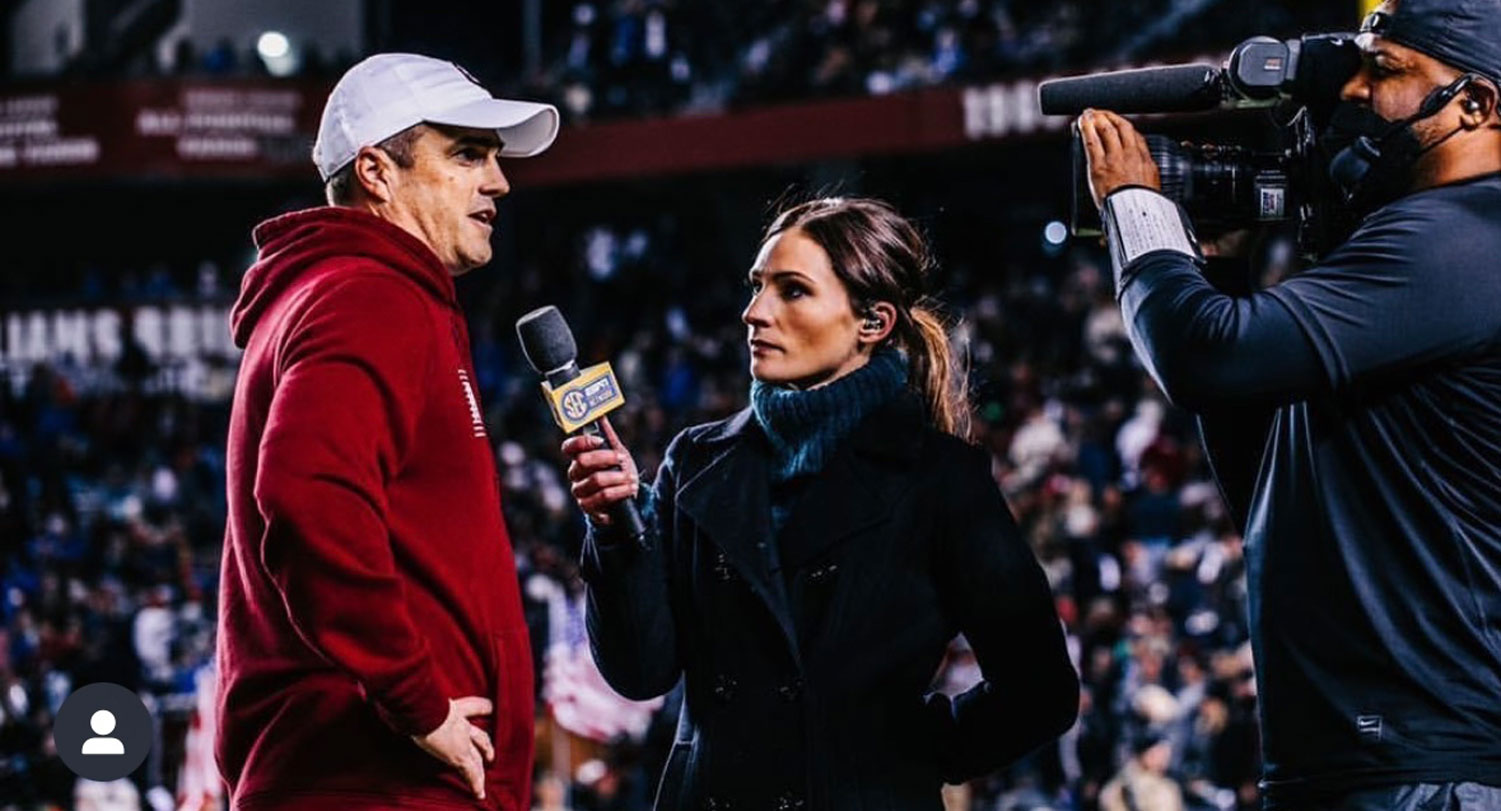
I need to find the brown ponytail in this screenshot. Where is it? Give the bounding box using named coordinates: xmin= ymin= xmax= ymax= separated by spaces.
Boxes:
xmin=905 ymin=303 xmax=971 ymax=439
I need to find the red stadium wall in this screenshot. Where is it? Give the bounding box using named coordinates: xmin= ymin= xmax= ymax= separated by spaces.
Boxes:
xmin=0 ymin=74 xmax=1069 ymax=186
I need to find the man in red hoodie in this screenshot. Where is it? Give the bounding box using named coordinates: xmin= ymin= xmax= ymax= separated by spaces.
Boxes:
xmin=218 ymin=54 xmax=558 ymax=810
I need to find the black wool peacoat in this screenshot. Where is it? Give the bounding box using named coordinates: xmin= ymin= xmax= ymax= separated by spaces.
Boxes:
xmin=581 ymin=394 xmax=1080 ymax=811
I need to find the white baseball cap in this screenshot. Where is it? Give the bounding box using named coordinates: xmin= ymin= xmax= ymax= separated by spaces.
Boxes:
xmin=313 ymin=53 xmax=560 ymax=181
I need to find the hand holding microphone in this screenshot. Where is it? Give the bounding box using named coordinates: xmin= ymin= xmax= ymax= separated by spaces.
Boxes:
xmin=516 ymin=305 xmax=648 ymax=542
xmin=561 ymin=420 xmax=640 ymax=527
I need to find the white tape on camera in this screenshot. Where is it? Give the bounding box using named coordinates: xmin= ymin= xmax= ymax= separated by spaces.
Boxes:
xmin=1102 ymin=187 xmax=1199 ymax=267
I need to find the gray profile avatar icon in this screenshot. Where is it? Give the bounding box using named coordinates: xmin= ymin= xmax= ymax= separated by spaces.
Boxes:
xmin=56 ymin=682 xmax=152 ymax=780
xmin=81 ymin=710 xmax=126 ymax=755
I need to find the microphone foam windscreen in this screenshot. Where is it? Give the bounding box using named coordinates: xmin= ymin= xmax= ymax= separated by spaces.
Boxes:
xmin=516 ymin=306 xmax=578 ymax=374
xmin=1039 ymin=65 xmax=1221 ymax=115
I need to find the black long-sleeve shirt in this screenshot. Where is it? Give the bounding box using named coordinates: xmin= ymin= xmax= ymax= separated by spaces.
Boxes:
xmin=1112 ymin=174 xmax=1501 ymax=804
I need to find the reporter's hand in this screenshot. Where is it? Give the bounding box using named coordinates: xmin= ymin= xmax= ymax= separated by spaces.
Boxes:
xmin=411 ymin=696 xmax=495 ymax=800
xmin=1078 ymin=109 xmax=1162 ymax=209
xmin=561 ymin=417 xmax=639 ymax=525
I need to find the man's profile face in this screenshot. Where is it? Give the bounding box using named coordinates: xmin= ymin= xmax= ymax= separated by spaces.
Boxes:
xmin=385 ymin=124 xmax=509 ymax=276
xmin=1342 ymin=2 xmax=1464 ymax=133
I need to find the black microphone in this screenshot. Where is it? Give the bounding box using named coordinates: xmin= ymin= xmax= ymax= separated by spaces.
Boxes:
xmin=516 ymin=305 xmax=648 ymax=543
xmin=1038 ymin=64 xmax=1224 ymax=116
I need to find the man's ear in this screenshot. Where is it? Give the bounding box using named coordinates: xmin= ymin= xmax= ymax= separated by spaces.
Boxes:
xmin=1460 ymin=78 xmax=1499 ymax=129
xmin=353 ymin=146 xmax=396 ymax=203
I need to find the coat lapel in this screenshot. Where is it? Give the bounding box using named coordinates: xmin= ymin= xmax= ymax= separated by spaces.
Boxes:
xmin=673 ymin=396 xmax=931 ymax=664
xmin=676 ymin=409 xmax=801 ymax=666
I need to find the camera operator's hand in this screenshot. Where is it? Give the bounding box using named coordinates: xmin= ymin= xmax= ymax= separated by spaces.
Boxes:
xmin=1079 ymin=109 xmax=1161 ymax=209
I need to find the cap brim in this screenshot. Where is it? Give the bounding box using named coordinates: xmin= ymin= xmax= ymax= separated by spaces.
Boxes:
xmin=425 ymin=98 xmax=560 ymax=158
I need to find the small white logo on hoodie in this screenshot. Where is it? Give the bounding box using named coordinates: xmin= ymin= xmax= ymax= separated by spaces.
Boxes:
xmin=457 ymin=369 xmax=486 ymax=437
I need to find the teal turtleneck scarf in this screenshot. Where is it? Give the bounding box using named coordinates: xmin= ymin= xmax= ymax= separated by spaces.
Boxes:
xmin=751 ymin=347 xmax=909 ymax=541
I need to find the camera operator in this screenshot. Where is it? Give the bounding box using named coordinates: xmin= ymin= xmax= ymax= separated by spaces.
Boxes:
xmin=1079 ymin=0 xmax=1501 ymax=808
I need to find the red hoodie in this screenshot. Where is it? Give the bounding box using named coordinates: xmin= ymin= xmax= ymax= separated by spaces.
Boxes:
xmin=217 ymin=207 xmax=533 ymax=810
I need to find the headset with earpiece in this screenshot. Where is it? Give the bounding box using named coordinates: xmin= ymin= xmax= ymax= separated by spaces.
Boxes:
xmin=1416 ymin=73 xmax=1477 ymax=120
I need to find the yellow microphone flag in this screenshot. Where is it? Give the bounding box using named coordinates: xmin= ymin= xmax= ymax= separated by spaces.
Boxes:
xmin=540 ymin=362 xmax=626 ymax=434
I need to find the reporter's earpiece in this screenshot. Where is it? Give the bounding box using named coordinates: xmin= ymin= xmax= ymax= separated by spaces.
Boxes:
xmin=858 ymin=305 xmax=889 ymax=341
xmin=1463 ymin=97 xmax=1482 ymax=114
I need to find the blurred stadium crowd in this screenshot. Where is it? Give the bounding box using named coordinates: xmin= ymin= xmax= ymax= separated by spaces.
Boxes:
xmin=515 ymin=0 xmax=1334 ymax=121
xmin=0 ymin=0 xmax=1363 ymax=809
xmin=0 ymin=208 xmax=1281 ymax=809
xmin=97 ymin=0 xmax=1345 ymax=124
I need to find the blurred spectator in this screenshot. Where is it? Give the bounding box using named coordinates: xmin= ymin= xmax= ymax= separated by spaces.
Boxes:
xmin=74 ymin=777 xmax=141 ymax=811
xmin=1100 ymin=731 xmax=1184 ymax=811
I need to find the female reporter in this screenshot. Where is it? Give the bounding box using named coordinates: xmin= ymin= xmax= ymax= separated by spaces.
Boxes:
xmin=563 ymin=197 xmax=1077 ymax=810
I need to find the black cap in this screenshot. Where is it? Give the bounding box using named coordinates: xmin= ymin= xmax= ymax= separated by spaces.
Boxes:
xmin=1362 ymin=0 xmax=1501 ymax=84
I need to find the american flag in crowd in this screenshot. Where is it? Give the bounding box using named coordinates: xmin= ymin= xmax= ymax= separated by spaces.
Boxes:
xmin=534 ymin=576 xmax=662 ymax=742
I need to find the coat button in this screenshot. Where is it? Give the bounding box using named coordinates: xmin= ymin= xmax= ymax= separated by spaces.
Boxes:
xmin=774 ymin=792 xmax=804 ymax=810
xmin=713 ymin=551 xmax=734 ymax=581
xmin=705 ymin=796 xmax=732 ymax=811
xmin=808 ymin=563 xmax=838 ymax=583
xmin=777 ymin=678 xmax=803 ymax=702
xmin=712 ymin=673 xmax=738 ymax=703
